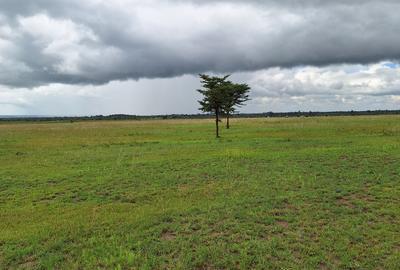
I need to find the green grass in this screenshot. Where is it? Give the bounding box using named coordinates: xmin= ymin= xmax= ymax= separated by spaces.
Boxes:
xmin=0 ymin=116 xmax=399 ymax=269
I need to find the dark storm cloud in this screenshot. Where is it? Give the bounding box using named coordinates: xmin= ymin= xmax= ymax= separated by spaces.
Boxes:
xmin=1 ymin=0 xmax=400 ymax=87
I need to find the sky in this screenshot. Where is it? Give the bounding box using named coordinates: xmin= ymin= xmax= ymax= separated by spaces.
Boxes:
xmin=0 ymin=0 xmax=400 ymax=115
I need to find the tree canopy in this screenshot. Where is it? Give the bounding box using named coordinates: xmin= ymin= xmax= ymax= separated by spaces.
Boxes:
xmin=221 ymin=82 xmax=250 ymax=129
xmin=197 ymin=74 xmax=231 ymax=137
xmin=197 ymin=74 xmax=250 ymax=137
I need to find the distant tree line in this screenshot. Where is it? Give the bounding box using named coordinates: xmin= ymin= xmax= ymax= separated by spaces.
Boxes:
xmin=1 ymin=110 xmax=400 ymax=123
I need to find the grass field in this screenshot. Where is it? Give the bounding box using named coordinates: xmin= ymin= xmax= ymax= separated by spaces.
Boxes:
xmin=0 ymin=116 xmax=399 ymax=269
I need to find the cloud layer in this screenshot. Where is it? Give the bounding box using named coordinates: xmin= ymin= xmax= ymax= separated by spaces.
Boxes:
xmin=1 ymin=0 xmax=400 ymax=87
xmin=1 ymin=62 xmax=400 ymax=116
xmin=247 ymin=61 xmax=400 ymax=112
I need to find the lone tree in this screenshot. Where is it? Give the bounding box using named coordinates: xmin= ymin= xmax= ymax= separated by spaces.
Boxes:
xmin=197 ymin=74 xmax=231 ymax=138
xmin=222 ymin=83 xmax=250 ymax=129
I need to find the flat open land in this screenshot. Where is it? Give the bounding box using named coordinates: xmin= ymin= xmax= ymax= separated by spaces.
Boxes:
xmin=1 ymin=116 xmax=399 ymax=269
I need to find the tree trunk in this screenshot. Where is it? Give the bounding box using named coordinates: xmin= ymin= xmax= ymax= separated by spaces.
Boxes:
xmin=215 ymin=109 xmax=220 ymax=138
xmin=226 ymin=113 xmax=230 ymax=129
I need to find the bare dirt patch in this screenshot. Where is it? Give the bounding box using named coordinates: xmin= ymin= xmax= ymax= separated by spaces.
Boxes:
xmin=337 ymin=191 xmax=375 ymax=209
xmin=319 ymin=262 xmax=329 ymax=270
xmin=337 ymin=197 xmax=355 ymax=209
xmin=276 ymin=220 xmax=289 ymax=228
xmin=19 ymin=256 xmax=37 ymax=269
xmin=210 ymin=231 xmax=223 ymax=238
xmin=161 ymin=231 xmax=176 ymax=241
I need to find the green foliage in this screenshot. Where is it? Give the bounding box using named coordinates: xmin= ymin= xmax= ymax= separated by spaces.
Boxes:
xmin=221 ymin=82 xmax=250 ymax=115
xmin=221 ymin=82 xmax=250 ymax=129
xmin=197 ymin=74 xmax=232 ymax=137
xmin=0 ymin=116 xmax=399 ymax=269
xmin=197 ymin=74 xmax=251 ymax=135
xmin=197 ymin=74 xmax=230 ymax=114
xmin=197 ymin=74 xmax=250 ymax=116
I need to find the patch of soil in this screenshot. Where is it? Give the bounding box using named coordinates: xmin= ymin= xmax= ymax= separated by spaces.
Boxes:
xmin=161 ymin=231 xmax=176 ymax=241
xmin=195 ymin=263 xmax=215 ymax=270
xmin=19 ymin=256 xmax=37 ymax=269
xmin=178 ymin=184 xmax=190 ymax=192
xmin=337 ymin=192 xmax=375 ymax=209
xmin=276 ymin=220 xmax=289 ymax=228
xmin=337 ymin=197 xmax=355 ymax=209
xmin=209 ymin=231 xmax=223 ymax=238
xmin=319 ymin=262 xmax=329 ymax=270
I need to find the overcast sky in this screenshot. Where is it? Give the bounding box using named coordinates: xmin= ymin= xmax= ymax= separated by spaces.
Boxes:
xmin=0 ymin=0 xmax=399 ymax=115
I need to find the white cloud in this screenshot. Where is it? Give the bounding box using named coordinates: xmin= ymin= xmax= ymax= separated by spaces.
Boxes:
xmin=18 ymin=14 xmax=98 ymax=74
xmin=249 ymin=62 xmax=400 ymax=99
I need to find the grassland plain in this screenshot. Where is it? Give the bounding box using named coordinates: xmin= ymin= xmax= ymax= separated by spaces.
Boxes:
xmin=0 ymin=116 xmax=399 ymax=269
